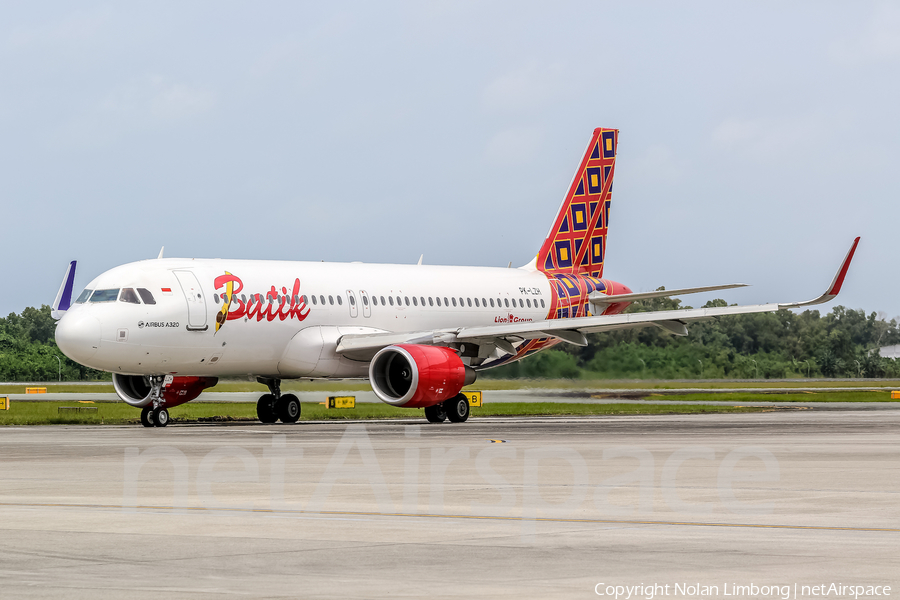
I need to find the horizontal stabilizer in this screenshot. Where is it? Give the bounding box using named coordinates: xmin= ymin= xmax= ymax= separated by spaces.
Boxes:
xmin=51 ymin=261 xmax=77 ymax=320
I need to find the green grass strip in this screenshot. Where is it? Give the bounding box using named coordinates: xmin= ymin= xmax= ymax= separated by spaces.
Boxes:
xmin=641 ymin=391 xmax=894 ymax=403
xmin=0 ymin=401 xmax=774 ymax=426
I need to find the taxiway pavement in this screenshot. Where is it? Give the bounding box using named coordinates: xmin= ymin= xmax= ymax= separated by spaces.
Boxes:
xmin=0 ymin=410 xmax=898 ymax=598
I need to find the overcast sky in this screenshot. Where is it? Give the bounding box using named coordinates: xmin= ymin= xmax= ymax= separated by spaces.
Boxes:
xmin=2 ymin=2 xmax=898 ymax=319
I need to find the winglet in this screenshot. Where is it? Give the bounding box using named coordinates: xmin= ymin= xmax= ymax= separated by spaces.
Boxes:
xmin=779 ymin=237 xmax=860 ymax=309
xmin=157 ymin=246 xmax=165 ymax=259
xmin=51 ymin=261 xmax=77 ymax=320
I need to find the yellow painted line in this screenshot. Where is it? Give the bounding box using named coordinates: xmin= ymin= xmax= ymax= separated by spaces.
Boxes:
xmin=489 ymin=439 xmax=507 ymax=443
xmin=0 ymin=502 xmax=896 ymax=533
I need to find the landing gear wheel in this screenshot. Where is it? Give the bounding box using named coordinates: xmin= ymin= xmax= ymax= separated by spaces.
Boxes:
xmin=141 ymin=407 xmax=154 ymax=427
xmin=277 ymin=394 xmax=301 ymax=423
xmin=444 ymin=394 xmax=470 ymax=423
xmin=257 ymin=393 xmax=278 ymax=423
xmin=424 ymin=404 xmax=447 ymax=423
xmin=153 ymin=407 xmax=169 ymax=427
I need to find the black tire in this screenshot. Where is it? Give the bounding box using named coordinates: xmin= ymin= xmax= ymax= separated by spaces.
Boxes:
xmin=153 ymin=408 xmax=169 ymax=427
xmin=257 ymin=394 xmax=278 ymax=423
xmin=445 ymin=394 xmax=470 ymax=423
xmin=278 ymin=394 xmax=301 ymax=423
xmin=424 ymin=403 xmax=447 ymax=423
xmin=141 ymin=407 xmax=154 ymax=427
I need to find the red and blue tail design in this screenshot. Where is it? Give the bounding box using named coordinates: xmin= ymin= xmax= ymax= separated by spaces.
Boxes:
xmin=536 ymin=128 xmax=618 ymax=279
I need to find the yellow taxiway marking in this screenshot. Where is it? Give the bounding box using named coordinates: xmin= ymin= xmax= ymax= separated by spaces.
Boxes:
xmin=0 ymin=502 xmax=897 ymax=533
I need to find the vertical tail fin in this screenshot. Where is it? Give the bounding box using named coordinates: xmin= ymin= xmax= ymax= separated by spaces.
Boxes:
xmin=536 ymin=128 xmax=618 ymax=278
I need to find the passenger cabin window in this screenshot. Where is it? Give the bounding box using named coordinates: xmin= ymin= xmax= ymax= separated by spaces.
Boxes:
xmin=389 ymin=296 xmax=394 ymax=306
xmin=75 ymin=289 xmax=93 ymax=304
xmin=337 ymin=296 xmax=342 ymax=305
xmin=349 ymin=295 xmax=356 ymax=306
xmin=444 ymin=297 xmax=449 ymax=306
xmin=412 ymin=297 xmax=418 ymax=306
xmin=428 ymin=297 xmax=433 ymax=307
xmin=120 ymin=288 xmax=141 ymax=304
xmin=526 ymin=299 xmax=531 ymax=308
xmin=380 ymin=296 xmax=386 ymax=305
xmin=404 ymin=297 xmax=410 ymax=306
xmin=90 ymin=289 xmax=119 ymax=303
xmin=362 ymin=295 xmax=368 ymax=306
xmin=504 ymin=298 xmax=509 ymax=308
xmin=467 ymin=298 xmax=472 ymax=307
xmin=490 ymin=298 xmax=495 ymax=307
xmin=452 ymin=298 xmax=457 ymax=307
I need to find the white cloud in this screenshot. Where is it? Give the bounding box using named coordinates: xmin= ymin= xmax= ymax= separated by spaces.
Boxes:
xmin=481 ymin=62 xmax=571 ymax=113
xmin=831 ymin=2 xmax=900 ymax=64
xmin=710 ymin=112 xmax=836 ymax=158
xmin=50 ymin=76 xmax=215 ymax=149
xmin=101 ymin=76 xmax=215 ymax=122
xmin=6 ymin=9 xmax=109 ymax=49
xmin=629 ymin=144 xmax=684 ymax=184
xmin=483 ymin=126 xmax=543 ymax=166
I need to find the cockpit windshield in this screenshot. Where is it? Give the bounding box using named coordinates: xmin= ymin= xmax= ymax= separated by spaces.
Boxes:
xmin=137 ymin=288 xmax=156 ymax=305
xmin=120 ymin=288 xmax=141 ymax=304
xmin=75 ymin=289 xmax=93 ymax=304
xmin=89 ymin=289 xmax=120 ymax=303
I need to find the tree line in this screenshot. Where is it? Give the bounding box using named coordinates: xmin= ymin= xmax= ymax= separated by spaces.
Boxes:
xmin=485 ymin=293 xmax=900 ymax=379
xmin=2 ymin=299 xmax=899 ymax=381
xmin=0 ymin=305 xmax=108 ymax=381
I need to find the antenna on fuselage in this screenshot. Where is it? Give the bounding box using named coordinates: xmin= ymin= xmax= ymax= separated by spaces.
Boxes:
xmin=417 ymin=254 xmax=423 ymax=266
xmin=157 ymin=246 xmax=164 ymax=259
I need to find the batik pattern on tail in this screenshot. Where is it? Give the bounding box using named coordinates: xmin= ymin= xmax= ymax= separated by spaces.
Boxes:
xmin=536 ymin=128 xmax=617 ymax=280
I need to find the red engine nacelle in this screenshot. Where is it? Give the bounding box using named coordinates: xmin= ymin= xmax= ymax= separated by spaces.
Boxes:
xmin=369 ymin=344 xmax=476 ymax=408
xmin=113 ymin=374 xmax=219 ymax=408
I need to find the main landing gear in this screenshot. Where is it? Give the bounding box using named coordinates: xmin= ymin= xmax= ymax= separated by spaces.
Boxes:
xmin=424 ymin=394 xmax=470 ymax=424
xmin=256 ymin=378 xmax=301 ymax=424
xmin=140 ymin=376 xmax=170 ymax=428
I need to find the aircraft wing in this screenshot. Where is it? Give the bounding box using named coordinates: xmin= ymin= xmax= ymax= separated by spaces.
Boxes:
xmin=336 ymin=237 xmax=859 ymax=358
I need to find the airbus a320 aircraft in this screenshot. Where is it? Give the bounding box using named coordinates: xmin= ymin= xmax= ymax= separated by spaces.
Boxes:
xmin=52 ymin=128 xmax=860 ymax=428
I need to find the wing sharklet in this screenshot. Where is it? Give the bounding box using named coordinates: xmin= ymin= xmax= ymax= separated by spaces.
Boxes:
xmin=778 ymin=237 xmax=860 ymax=309
xmin=51 ymin=261 xmax=77 ymax=320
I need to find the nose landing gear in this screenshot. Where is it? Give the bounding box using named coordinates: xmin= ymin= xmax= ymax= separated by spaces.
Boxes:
xmin=256 ymin=378 xmax=301 ymax=424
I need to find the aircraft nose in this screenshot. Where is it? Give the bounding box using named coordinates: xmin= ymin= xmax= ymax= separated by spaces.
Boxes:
xmin=55 ymin=313 xmax=101 ymax=364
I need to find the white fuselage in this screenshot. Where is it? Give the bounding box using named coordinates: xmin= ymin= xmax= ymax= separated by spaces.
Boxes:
xmin=55 ymin=258 xmax=553 ymax=379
